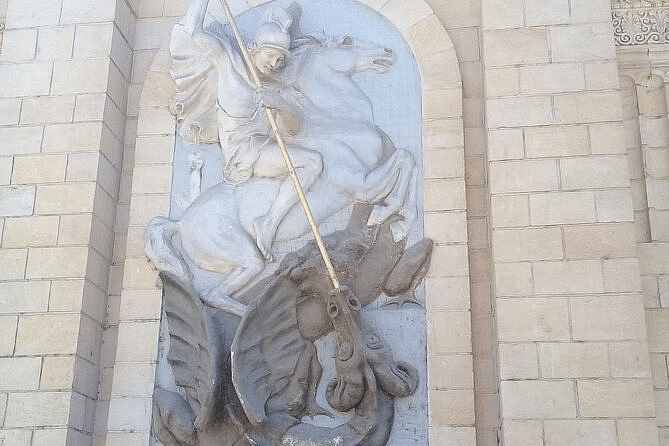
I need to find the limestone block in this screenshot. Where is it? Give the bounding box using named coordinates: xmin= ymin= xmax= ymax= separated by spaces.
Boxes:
xmin=425 ymin=277 xmax=471 ymax=311
xmin=32 ymin=428 xmax=70 ymax=445
xmin=464 ymin=156 xmax=485 ymax=187
xmin=73 ymin=23 xmax=114 ymax=59
xmin=105 ymin=432 xmax=151 ymax=446
xmin=603 ymin=258 xmax=642 ymax=293
xmin=0 ymin=126 xmax=44 ymax=156
xmin=647 ymin=148 xmax=669 ymax=178
xmin=661 ymin=275 xmax=669 ymax=308
xmin=138 ymin=72 xmax=177 ymax=109
xmin=0 ymin=357 xmax=42 ymax=391
xmin=496 ymin=297 xmax=570 ymax=342
xmin=530 ymin=191 xmax=596 ymax=225
xmin=495 ymin=262 xmax=532 ymax=296
xmin=164 ymin=0 xmax=191 ymax=17
xmin=590 ymin=122 xmax=626 ymax=154
xmin=595 ymin=189 xmax=634 ymax=222
xmin=571 ymin=295 xmax=647 ymax=341
xmin=429 ymin=426 xmax=476 ymax=446
xmin=481 ymin=0 xmax=523 ymax=30
xmin=423 ymin=118 xmax=463 ymax=148
xmin=420 ymin=50 xmax=462 ymax=91
xmin=130 ymin=164 xmax=172 ymax=195
xmin=52 ymin=59 xmax=110 ymax=95
xmin=21 ymin=95 xmax=76 ymax=125
xmin=429 ymin=389 xmax=475 ymax=425
xmin=76 ymin=314 xmax=103 ymax=366
xmin=114 ymin=320 xmax=159 ymax=363
xmin=133 ymin=17 xmax=176 ymax=51
xmin=493 ymin=227 xmax=563 ymax=262
xmin=491 ymin=194 xmax=529 ymax=227
xmin=647 ymin=310 xmax=669 ymax=352
xmin=106 ymin=396 xmax=154 ymax=432
xmin=424 ymin=211 xmax=467 ymax=243
xmin=60 ymin=0 xmax=116 ymax=24
xmin=423 ymin=88 xmax=462 ymax=120
xmin=36 ymin=27 xmax=75 ymax=61
xmin=136 ymin=107 xmax=176 ymax=136
xmin=610 ymin=341 xmax=652 ymax=378
xmin=428 ymin=353 xmax=473 ymax=390
xmin=128 ymin=194 xmax=170 ymax=226
xmin=73 ymin=357 xmax=102 ymax=398
xmin=428 ymin=311 xmax=472 ymax=354
xmin=569 ymin=0 xmax=613 ymax=23
xmin=539 ymin=342 xmax=608 ymax=378
xmin=0 ymin=99 xmax=22 ymax=126
xmin=618 ymin=419 xmax=660 ymax=446
xmin=563 ymin=223 xmax=636 ymax=259
xmin=650 ymin=353 xmax=669 ymax=388
xmin=423 ymin=179 xmax=466 ymax=211
xmin=73 ymin=94 xmax=107 ymax=122
xmin=544 ymin=420 xmax=617 ymax=446
xmin=498 ymin=343 xmax=538 ymax=379
xmin=0 ymin=248 xmax=28 ymax=280
xmin=549 ymin=23 xmax=617 ymax=63
xmin=12 ymin=154 xmax=67 ymax=184
xmin=647 ymin=179 xmax=669 ymax=209
xmin=638 ymin=243 xmax=669 ymax=275
xmin=43 ymin=122 xmax=103 ymax=153
xmin=5 ymin=391 xmax=72 ymax=427
xmin=502 ymin=420 xmax=543 ymax=446
xmin=5 ymin=0 xmax=61 ymax=28
xmin=15 ymin=313 xmax=80 ymax=355
xmin=0 ymin=393 xmax=6 ymax=424
xmin=489 ymin=159 xmax=558 ymax=194
xmin=554 ymin=91 xmax=623 ymax=124
xmin=66 ymin=152 xmax=100 ymax=183
xmin=110 ymin=362 xmax=156 ymax=397
xmin=578 ymin=379 xmax=655 ymax=417
xmin=657 ymin=391 xmax=669 ymax=427
xmin=93 ymin=184 xmax=118 ymax=229
xmin=639 ymin=117 xmax=669 ymax=148
xmin=525 ymin=0 xmax=570 ymax=26
xmin=429 ymin=244 xmax=469 ymax=277
xmin=525 ymin=125 xmax=589 ymax=158
xmin=379 ymin=0 xmax=432 ymax=32
xmin=0 ymin=280 xmax=50 ymax=312
xmin=26 ymin=246 xmax=88 ymax=279
xmin=406 ymin=15 xmax=455 ymax=60
xmin=487 ymin=96 xmax=553 ymax=128
xmin=423 ymin=148 xmax=465 ymax=180
xmin=466 ymin=187 xmax=488 ymax=218
xmin=462 ymin=96 xmax=483 ymax=128
xmin=1 ymin=63 xmax=50 ymax=98
xmin=487 ymin=129 xmax=522 ymax=162
xmin=0 ymin=315 xmax=18 ymax=355
xmin=0 ymin=28 xmax=37 ymax=62
xmin=0 ymin=429 xmax=31 ymax=446
xmin=520 ymin=63 xmax=585 ymax=95
xmin=500 ymin=380 xmax=576 ymax=418
xmin=467 ymin=218 xmax=488 ymax=250
xmin=533 ymin=260 xmax=604 ymax=295
xmin=118 ymin=289 xmax=161 ymax=321
xmin=35 ymin=182 xmax=96 ymax=214
xmin=40 ymin=356 xmax=75 ymax=391
xmin=429 ymin=0 xmax=479 ymax=29
xmin=58 ymin=214 xmax=93 ymax=247
xmin=483 ymin=28 xmax=549 ymax=67
xmin=0 ymin=186 xmax=35 ymax=217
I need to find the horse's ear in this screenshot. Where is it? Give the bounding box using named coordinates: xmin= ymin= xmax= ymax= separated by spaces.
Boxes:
xmin=341 ymin=36 xmax=352 ymax=47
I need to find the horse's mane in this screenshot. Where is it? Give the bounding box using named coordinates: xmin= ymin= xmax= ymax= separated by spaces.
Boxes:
xmin=281 ymin=34 xmax=329 ymax=85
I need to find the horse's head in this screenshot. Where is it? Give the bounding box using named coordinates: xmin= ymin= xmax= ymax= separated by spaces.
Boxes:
xmin=330 ymin=35 xmax=396 ymax=74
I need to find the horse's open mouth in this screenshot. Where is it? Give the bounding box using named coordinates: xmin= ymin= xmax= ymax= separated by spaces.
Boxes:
xmin=373 ymin=58 xmax=393 ymax=71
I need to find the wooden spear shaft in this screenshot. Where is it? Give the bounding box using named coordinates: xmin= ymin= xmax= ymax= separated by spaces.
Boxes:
xmin=219 ymin=0 xmax=341 ymax=289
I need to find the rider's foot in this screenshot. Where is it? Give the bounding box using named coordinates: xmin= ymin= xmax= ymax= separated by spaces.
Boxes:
xmin=253 ymin=216 xmax=276 ymax=262
xmin=390 ymin=218 xmax=410 ymax=242
xmin=367 ymin=198 xmax=402 ymax=227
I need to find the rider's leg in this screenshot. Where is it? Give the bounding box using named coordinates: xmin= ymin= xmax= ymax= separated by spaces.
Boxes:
xmin=252 ymin=144 xmax=323 ymax=260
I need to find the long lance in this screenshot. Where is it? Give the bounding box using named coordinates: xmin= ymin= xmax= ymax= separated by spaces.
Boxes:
xmin=219 ymin=0 xmax=341 ymax=289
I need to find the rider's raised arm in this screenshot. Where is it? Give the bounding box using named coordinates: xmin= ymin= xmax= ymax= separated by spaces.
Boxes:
xmin=177 ymin=0 xmax=228 ymax=65
xmin=181 ymin=0 xmax=209 ymax=36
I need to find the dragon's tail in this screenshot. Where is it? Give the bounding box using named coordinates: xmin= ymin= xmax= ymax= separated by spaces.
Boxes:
xmin=145 ymin=216 xmax=193 ymax=284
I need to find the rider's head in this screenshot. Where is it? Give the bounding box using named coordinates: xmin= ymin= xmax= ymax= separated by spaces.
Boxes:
xmin=250 ymin=7 xmax=292 ymax=75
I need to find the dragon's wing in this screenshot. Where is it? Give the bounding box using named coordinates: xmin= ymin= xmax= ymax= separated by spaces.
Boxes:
xmin=160 ymin=272 xmax=223 ymax=430
xmin=231 ymin=275 xmax=306 ymax=426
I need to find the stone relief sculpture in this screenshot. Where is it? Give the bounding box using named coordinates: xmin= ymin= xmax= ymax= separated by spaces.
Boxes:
xmin=146 ymin=0 xmax=429 ymax=444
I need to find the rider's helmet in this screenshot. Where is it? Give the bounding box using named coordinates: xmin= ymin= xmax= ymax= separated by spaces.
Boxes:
xmin=252 ymin=7 xmax=292 ymax=54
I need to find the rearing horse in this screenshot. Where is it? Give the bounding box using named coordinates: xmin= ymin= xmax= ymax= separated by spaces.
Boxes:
xmin=146 ymin=33 xmax=420 ymax=313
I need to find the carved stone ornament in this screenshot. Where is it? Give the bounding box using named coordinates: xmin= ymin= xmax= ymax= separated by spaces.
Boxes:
xmin=612 ymin=0 xmax=669 ymax=45
xmin=146 ymin=0 xmax=430 ymax=444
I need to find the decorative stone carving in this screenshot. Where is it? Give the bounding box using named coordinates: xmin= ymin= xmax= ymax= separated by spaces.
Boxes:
xmin=152 ymin=204 xmax=432 ymax=446
xmin=611 ymin=0 xmax=669 ymax=45
xmin=147 ymin=1 xmax=429 ymax=444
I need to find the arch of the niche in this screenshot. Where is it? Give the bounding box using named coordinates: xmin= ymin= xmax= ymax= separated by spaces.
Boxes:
xmin=107 ymin=0 xmax=469 ymax=444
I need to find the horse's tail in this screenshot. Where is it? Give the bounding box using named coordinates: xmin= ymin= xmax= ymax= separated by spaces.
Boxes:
xmin=145 ymin=217 xmax=193 ymax=284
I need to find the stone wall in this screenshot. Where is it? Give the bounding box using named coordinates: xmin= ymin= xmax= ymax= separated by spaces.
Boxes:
xmin=0 ymin=0 xmax=667 ymax=445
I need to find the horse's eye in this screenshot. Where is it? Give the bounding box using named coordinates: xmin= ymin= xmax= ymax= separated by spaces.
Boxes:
xmin=341 ymin=36 xmax=352 ymax=47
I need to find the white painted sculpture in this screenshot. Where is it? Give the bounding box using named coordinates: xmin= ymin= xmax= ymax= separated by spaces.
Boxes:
xmin=145 ymin=0 xmax=419 ymax=313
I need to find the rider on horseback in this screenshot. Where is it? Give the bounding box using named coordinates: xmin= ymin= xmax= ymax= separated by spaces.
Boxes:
xmin=171 ymin=0 xmax=323 ymax=261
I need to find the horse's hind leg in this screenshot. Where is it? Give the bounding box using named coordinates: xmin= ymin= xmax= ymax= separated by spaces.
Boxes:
xmin=366 ymin=150 xmax=415 ymax=229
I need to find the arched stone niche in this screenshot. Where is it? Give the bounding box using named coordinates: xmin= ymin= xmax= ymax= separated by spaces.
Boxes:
xmin=108 ymin=1 xmax=470 ymax=444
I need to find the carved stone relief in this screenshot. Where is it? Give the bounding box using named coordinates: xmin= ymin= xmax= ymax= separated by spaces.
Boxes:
xmin=145 ymin=1 xmax=430 ymax=444
xmin=612 ymin=0 xmax=669 ymax=45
